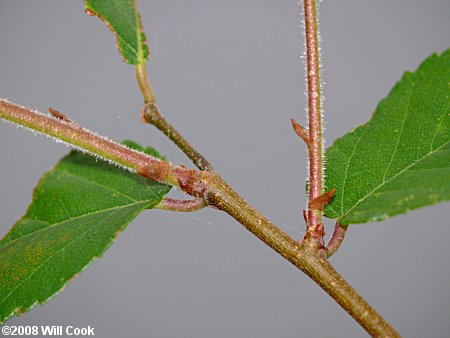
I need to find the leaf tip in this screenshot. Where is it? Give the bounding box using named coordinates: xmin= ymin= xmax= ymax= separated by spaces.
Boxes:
xmin=84 ymin=0 xmax=148 ymax=65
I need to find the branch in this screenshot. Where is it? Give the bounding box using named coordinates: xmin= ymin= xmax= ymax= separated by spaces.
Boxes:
xmin=0 ymin=99 xmax=400 ymax=336
xmin=136 ymin=63 xmax=214 ymax=172
xmin=303 ymin=0 xmax=324 ymax=241
xmin=201 ymin=172 xmax=401 ymax=337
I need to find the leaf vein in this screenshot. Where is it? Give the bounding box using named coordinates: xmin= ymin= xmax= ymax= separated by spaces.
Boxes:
xmin=340 ymin=132 xmax=364 ymax=215
xmin=382 ymin=80 xmax=416 ymax=182
xmin=58 ymin=168 xmax=138 ymax=203
xmin=0 ymin=202 xmax=147 ymax=248
xmin=340 ymin=140 xmax=450 ymax=220
xmin=0 ymin=204 xmax=142 ymax=308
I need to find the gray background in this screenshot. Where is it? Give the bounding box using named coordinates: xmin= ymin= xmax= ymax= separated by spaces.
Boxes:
xmin=0 ymin=1 xmax=449 ymax=337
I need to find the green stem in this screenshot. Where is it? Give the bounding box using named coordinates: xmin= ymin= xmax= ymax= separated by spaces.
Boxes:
xmin=136 ymin=63 xmax=156 ymax=104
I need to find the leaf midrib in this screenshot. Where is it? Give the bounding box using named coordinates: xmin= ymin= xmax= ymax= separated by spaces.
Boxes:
xmin=113 ymin=0 xmax=141 ymax=59
xmin=58 ymin=168 xmax=138 ymax=203
xmin=0 ymin=201 xmax=148 ymax=248
xmin=88 ymin=1 xmax=142 ymax=63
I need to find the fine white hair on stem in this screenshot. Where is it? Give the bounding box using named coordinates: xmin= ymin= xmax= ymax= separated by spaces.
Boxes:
xmin=1 ymin=115 xmax=135 ymax=172
xmin=297 ymin=1 xmax=309 ymax=209
xmin=0 ymin=99 xmax=166 ymax=174
xmin=297 ymin=0 xmax=326 ymax=209
xmin=315 ymin=0 xmax=327 ymax=191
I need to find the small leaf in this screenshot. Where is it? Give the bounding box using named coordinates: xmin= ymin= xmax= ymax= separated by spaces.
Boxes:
xmin=85 ymin=0 xmax=149 ymax=65
xmin=324 ymin=49 xmax=450 ymax=224
xmin=0 ymin=144 xmax=170 ymax=323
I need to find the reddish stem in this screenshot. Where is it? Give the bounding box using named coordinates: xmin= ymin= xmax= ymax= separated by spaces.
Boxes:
xmin=0 ymin=99 xmax=187 ymax=189
xmin=326 ymin=222 xmax=348 ymax=258
xmin=155 ymin=197 xmax=207 ymax=212
xmin=303 ymin=0 xmax=324 ymax=240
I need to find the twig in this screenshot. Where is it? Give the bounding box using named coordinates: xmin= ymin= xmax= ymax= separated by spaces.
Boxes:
xmin=136 ymin=63 xmax=214 ymax=172
xmin=202 ymin=172 xmax=401 ymax=337
xmin=0 ymin=99 xmax=181 ymax=188
xmin=326 ymin=222 xmax=348 ymax=258
xmin=154 ymin=197 xmax=207 ymax=212
xmin=141 ymin=102 xmax=214 ymax=171
xmin=0 ymin=98 xmax=400 ymax=336
xmin=302 ymin=0 xmax=324 ymax=241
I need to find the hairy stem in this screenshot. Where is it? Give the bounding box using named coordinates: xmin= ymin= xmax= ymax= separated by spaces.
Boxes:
xmin=136 ymin=64 xmax=214 ymax=171
xmin=303 ymin=0 xmax=324 ymax=236
xmin=0 ymin=99 xmax=180 ymax=188
xmin=0 ymin=99 xmax=400 ymax=336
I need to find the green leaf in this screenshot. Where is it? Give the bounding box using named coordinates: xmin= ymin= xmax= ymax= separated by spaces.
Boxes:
xmin=85 ymin=0 xmax=149 ymax=65
xmin=0 ymin=144 xmax=170 ymax=323
xmin=324 ymin=49 xmax=450 ymax=225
